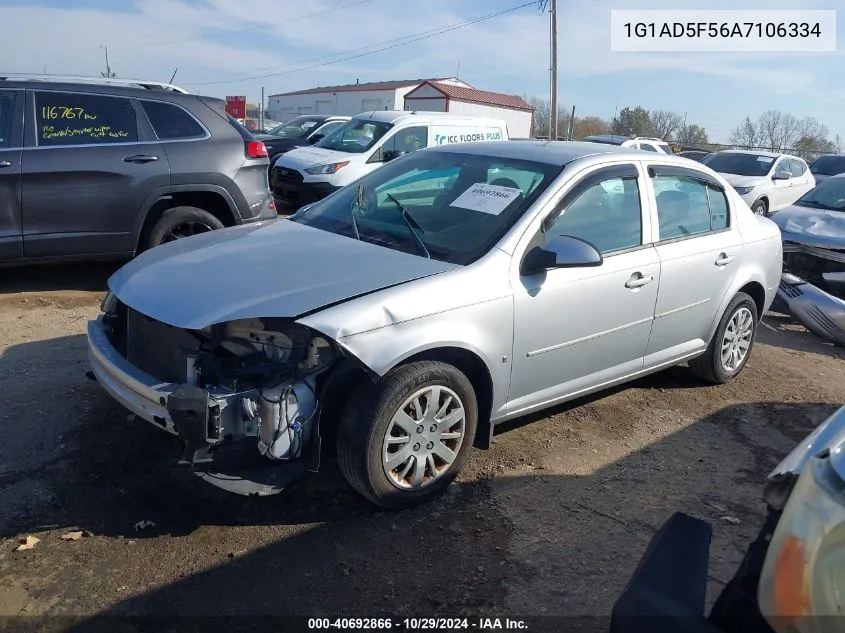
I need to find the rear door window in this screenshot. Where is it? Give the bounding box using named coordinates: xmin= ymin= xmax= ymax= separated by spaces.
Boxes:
xmin=140 ymin=100 xmax=205 ymax=140
xmin=0 ymin=90 xmax=17 ymax=148
xmin=34 ymin=91 xmax=139 ymax=146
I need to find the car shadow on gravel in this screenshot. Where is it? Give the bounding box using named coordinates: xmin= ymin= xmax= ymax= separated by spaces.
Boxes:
xmin=8 ymin=400 xmax=826 ymax=629
xmin=0 ymin=262 xmax=120 ymax=295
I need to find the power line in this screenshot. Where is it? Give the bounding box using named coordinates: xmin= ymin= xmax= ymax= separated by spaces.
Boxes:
xmin=181 ymin=1 xmax=537 ymax=87
xmin=58 ymin=0 xmax=375 ymax=64
xmin=154 ymin=0 xmax=376 ymax=47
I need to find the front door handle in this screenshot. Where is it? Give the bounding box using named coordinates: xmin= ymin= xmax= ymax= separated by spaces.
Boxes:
xmin=715 ymin=253 xmax=735 ymax=266
xmin=0 ymin=161 xmax=12 ymax=168
xmin=122 ymin=154 xmax=159 ymax=163
xmin=625 ymin=272 xmax=654 ymax=289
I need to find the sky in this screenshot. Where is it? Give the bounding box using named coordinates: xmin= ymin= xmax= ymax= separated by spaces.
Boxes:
xmin=0 ymin=0 xmax=842 ymax=143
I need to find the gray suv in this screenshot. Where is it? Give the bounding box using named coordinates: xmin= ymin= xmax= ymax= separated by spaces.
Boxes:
xmin=0 ymin=76 xmax=276 ymax=265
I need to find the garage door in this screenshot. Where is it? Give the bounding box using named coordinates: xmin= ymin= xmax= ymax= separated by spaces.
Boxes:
xmin=362 ymin=99 xmax=383 ymax=111
xmin=316 ymin=100 xmax=333 ymax=114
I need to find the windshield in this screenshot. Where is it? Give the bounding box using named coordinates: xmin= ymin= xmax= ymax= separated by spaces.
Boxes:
xmin=267 ymin=116 xmax=323 ymax=139
xmin=795 ymin=177 xmax=845 ymax=211
xmin=705 ymin=152 xmax=776 ymax=177
xmin=290 ymin=150 xmax=562 ymax=265
xmin=810 ymin=155 xmax=845 ymax=176
xmin=314 ymin=118 xmax=393 ymax=154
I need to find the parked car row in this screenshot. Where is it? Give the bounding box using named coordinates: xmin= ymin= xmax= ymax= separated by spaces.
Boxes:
xmin=269 ymin=110 xmax=510 ymax=212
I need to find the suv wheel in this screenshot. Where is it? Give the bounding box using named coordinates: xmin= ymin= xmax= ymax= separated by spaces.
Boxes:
xmin=336 ymin=361 xmax=478 ymax=509
xmin=688 ymin=292 xmax=759 ymax=384
xmin=145 ymin=206 xmax=224 ymax=249
xmin=751 ymin=199 xmax=768 ymax=217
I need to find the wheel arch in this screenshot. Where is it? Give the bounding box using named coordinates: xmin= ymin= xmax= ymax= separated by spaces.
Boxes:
xmin=131 ymin=185 xmax=240 ymax=253
xmin=706 ymin=276 xmax=768 ymax=344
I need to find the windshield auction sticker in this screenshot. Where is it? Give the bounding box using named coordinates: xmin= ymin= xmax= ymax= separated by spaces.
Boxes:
xmin=610 ymin=10 xmax=836 ymax=52
xmin=450 ymin=183 xmax=521 ymax=215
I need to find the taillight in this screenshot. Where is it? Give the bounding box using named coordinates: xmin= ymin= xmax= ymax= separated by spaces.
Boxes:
xmin=268 ymin=198 xmax=276 ymax=211
xmin=247 ymin=140 xmax=268 ymax=158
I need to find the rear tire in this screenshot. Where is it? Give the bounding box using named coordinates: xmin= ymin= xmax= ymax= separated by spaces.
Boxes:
xmin=144 ymin=206 xmax=224 ymax=250
xmin=336 ymin=361 xmax=478 ymax=509
xmin=688 ymin=292 xmax=759 ymax=384
xmin=751 ymin=199 xmax=768 ymax=217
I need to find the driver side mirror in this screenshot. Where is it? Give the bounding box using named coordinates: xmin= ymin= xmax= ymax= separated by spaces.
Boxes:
xmin=382 ymin=149 xmax=408 ymax=163
xmin=308 ymin=134 xmax=324 ymax=145
xmin=773 ymin=170 xmax=791 ymax=181
xmin=520 ymin=235 xmax=603 ymax=276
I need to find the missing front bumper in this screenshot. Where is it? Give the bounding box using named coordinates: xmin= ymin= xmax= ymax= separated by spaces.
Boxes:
xmin=87 ymin=318 xmax=322 ymax=496
xmin=775 ymin=273 xmax=845 ymax=346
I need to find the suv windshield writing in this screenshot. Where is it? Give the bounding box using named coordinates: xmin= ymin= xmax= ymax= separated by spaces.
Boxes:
xmin=796 ymin=177 xmax=845 ymax=211
xmin=315 ymin=119 xmax=392 ymax=154
xmin=809 ymin=155 xmax=845 ymax=177
xmin=706 ymin=152 xmax=776 ymax=177
xmin=290 ymin=150 xmax=562 ymax=265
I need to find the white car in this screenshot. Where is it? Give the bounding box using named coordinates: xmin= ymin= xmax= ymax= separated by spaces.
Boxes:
xmin=704 ymin=150 xmax=815 ymax=217
xmin=580 ymin=134 xmax=674 ymax=154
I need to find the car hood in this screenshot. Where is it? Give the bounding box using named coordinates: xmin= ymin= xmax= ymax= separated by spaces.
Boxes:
xmin=717 ymin=173 xmax=768 ymax=189
xmin=273 ymin=146 xmax=356 ymax=169
xmin=771 ymin=204 xmax=845 ymax=249
xmin=107 ymin=220 xmax=458 ymax=330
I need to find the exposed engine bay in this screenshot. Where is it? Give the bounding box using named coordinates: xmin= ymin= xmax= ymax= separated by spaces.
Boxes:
xmin=101 ymin=296 xmax=338 ymax=485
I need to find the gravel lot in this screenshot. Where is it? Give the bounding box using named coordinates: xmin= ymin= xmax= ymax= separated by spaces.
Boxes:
xmin=1 ymin=263 xmax=843 ymax=627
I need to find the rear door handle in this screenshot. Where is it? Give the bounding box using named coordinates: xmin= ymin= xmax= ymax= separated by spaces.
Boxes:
xmin=0 ymin=161 xmax=12 ymax=168
xmin=715 ymin=254 xmax=734 ymax=266
xmin=625 ymin=273 xmax=654 ymax=289
xmin=122 ymin=154 xmax=159 ymax=163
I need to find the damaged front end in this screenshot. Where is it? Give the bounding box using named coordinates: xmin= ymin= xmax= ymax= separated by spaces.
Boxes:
xmin=775 ymin=241 xmax=845 ymax=347
xmin=88 ymin=294 xmax=341 ymax=496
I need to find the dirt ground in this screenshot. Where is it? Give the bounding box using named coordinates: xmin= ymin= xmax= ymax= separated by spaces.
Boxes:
xmin=0 ymin=263 xmax=843 ymax=629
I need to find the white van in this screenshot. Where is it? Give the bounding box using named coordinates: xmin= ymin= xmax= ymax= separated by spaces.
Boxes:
xmin=270 ymin=110 xmax=509 ymax=210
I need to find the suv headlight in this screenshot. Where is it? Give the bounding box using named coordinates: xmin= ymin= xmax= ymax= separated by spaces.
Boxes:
xmin=304 ymin=161 xmax=349 ymax=175
xmin=734 ymin=186 xmax=755 ymax=195
xmin=758 ymin=454 xmax=845 ymax=631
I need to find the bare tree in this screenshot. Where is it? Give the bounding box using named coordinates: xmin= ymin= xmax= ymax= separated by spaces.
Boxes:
xmin=731 ymin=110 xmax=836 ymax=158
xmin=676 ymin=124 xmax=709 ymax=147
xmin=648 ymin=110 xmax=684 ymax=140
xmin=729 ymin=116 xmax=761 ymax=148
xmin=571 ymin=116 xmax=610 ymax=139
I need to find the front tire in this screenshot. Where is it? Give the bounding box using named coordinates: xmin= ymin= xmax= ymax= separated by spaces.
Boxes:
xmin=336 ymin=361 xmax=478 ymax=509
xmin=751 ymin=199 xmax=768 ymax=217
xmin=688 ymin=292 xmax=759 ymax=384
xmin=144 ymin=206 xmax=224 ymax=250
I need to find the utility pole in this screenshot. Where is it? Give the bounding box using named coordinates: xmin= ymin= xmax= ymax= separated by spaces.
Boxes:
xmin=260 ymin=86 xmax=265 ymax=131
xmin=549 ymin=0 xmax=558 ymax=140
xmin=567 ymin=105 xmax=575 ymax=140
xmin=456 ymin=60 xmax=461 ymax=78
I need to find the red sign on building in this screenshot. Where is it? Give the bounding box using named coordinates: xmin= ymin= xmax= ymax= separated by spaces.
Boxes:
xmin=225 ymin=95 xmax=247 ymax=119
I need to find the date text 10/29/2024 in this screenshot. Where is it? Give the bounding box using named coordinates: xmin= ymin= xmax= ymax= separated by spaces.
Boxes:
xmin=308 ymin=618 xmax=528 ymax=630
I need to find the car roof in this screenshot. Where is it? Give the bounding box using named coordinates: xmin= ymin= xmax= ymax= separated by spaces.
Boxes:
xmin=430 ymin=140 xmax=688 ymax=166
xmin=0 ymin=78 xmax=217 ymax=104
xmin=718 ymin=149 xmax=783 ymax=159
xmin=580 ymin=134 xmax=630 ymax=144
xmin=352 ymin=110 xmax=505 ymax=126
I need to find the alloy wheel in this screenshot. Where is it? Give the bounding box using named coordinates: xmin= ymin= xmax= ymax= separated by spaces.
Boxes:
xmin=382 ymin=385 xmax=466 ymax=490
xmin=720 ymin=306 xmax=754 ymax=372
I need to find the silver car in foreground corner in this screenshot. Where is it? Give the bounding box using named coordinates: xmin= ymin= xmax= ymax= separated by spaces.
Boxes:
xmin=87 ymin=141 xmax=783 ymax=508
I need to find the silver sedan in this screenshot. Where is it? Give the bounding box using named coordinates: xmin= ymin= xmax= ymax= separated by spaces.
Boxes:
xmin=87 ymin=141 xmax=783 ymax=508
